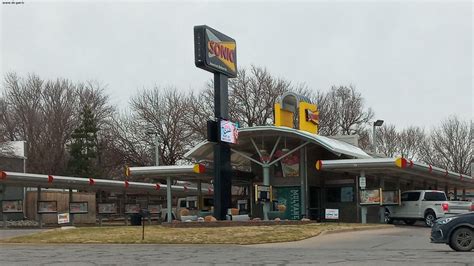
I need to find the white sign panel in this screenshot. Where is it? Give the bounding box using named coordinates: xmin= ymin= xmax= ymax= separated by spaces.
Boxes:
xmin=325 ymin=209 xmax=339 ymax=220
xmin=359 ymin=177 xmax=366 ymax=189
xmin=57 ymin=213 xmax=70 ymax=224
xmin=220 ymin=120 xmax=238 ymax=144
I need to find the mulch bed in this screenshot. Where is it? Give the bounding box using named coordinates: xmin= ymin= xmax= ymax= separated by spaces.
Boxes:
xmin=161 ymin=220 xmax=315 ymax=228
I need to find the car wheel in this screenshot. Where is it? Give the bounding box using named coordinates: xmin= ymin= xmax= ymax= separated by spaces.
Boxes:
xmin=449 ymin=227 xmax=474 ymax=252
xmin=404 ymin=219 xmax=416 ymax=225
xmin=424 ymin=211 xmax=436 ymax=227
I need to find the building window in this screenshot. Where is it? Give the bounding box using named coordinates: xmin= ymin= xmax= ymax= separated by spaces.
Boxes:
xmin=326 ymin=187 xmax=354 ymax=203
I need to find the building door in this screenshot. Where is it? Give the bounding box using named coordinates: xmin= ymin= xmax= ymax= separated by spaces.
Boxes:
xmin=309 ymin=186 xmax=321 ymax=220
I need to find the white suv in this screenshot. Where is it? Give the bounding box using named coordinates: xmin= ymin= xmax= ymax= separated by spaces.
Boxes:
xmin=385 ymin=190 xmax=449 ymax=227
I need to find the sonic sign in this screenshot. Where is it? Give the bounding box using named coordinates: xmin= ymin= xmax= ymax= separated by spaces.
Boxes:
xmin=194 ymin=25 xmax=236 ymax=220
xmin=194 ymin=25 xmax=237 ymax=77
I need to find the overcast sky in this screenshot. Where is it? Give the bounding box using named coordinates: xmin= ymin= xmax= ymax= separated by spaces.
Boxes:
xmin=1 ymin=1 xmax=472 ymax=130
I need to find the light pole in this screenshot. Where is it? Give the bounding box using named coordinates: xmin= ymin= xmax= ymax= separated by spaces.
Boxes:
xmin=146 ymin=130 xmax=172 ymax=222
xmin=146 ymin=130 xmax=160 ymax=166
xmin=372 ymin=120 xmax=384 ymax=153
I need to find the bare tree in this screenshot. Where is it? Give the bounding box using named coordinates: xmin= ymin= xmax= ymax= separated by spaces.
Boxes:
xmin=185 ymin=87 xmax=214 ymax=141
xmin=124 ymin=87 xmax=193 ymax=166
xmin=326 ymin=85 xmax=374 ymax=135
xmin=376 ymin=124 xmax=399 ymax=157
xmin=39 ymin=78 xmax=78 ymax=174
xmin=229 ymin=66 xmax=291 ymax=127
xmin=420 ymin=116 xmax=472 ymax=174
xmin=1 ymin=72 xmax=115 ymax=175
xmin=398 ymin=126 xmax=425 ymax=160
xmin=0 ymin=97 xmax=15 ymax=142
xmin=185 ymin=65 xmax=299 ymax=142
xmin=3 ymin=73 xmax=46 ymax=173
xmin=100 ymin=113 xmax=152 ymax=177
xmin=313 ymin=90 xmax=339 ymax=136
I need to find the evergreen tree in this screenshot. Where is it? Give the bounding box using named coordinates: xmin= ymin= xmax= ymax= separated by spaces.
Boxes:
xmin=67 ymin=105 xmax=100 ymax=177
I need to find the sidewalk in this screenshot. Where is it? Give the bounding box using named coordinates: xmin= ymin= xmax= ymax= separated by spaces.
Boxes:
xmin=0 ymin=229 xmax=45 ymax=240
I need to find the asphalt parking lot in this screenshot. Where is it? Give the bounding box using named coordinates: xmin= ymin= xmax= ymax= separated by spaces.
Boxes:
xmin=0 ymin=224 xmax=472 ymax=265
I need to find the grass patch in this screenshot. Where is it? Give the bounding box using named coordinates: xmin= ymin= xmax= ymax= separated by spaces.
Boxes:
xmin=1 ymin=223 xmax=387 ymax=245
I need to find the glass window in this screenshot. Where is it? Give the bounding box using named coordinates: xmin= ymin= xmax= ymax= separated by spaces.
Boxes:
xmin=341 ymin=187 xmax=354 ymax=202
xmin=401 ymin=192 xmax=421 ymax=202
xmin=424 ymin=192 xmax=447 ymax=201
xmin=326 ymin=187 xmax=354 ymax=203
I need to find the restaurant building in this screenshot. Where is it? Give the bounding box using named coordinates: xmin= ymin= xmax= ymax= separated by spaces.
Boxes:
xmin=185 ymin=92 xmax=474 ymax=223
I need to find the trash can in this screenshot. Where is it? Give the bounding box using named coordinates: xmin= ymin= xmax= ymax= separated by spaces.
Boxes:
xmin=130 ymin=213 xmax=142 ymax=226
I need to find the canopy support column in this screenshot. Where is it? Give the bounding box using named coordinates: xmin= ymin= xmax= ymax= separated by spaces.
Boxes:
xmin=166 ymin=177 xmax=172 ymax=222
xmin=300 ymin=146 xmax=308 ymax=219
xmin=379 ymin=178 xmax=385 ymax=223
xmin=69 ymin=188 xmax=74 ymax=226
xmin=197 ymin=180 xmax=202 ymax=210
xmin=263 ymin=164 xmax=270 ymax=221
xmin=37 ymin=187 xmax=42 ymax=229
xmin=360 ymin=171 xmax=367 ymax=224
xmin=124 ymin=191 xmax=128 ymax=226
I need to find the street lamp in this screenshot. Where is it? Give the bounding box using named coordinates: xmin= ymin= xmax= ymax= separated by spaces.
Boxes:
xmin=146 ymin=130 xmax=159 ymax=166
xmin=372 ymin=120 xmax=384 ymax=153
xmin=146 ymin=130 xmax=172 ymax=222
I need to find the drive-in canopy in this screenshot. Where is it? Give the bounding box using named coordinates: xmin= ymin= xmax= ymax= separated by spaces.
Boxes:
xmin=185 ymin=126 xmax=371 ymax=165
xmin=0 ymin=171 xmax=210 ymax=196
xmin=315 ymin=157 xmax=474 ymax=189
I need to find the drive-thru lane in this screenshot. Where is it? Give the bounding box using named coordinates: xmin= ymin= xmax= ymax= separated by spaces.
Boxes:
xmin=0 ymin=225 xmax=472 ymax=265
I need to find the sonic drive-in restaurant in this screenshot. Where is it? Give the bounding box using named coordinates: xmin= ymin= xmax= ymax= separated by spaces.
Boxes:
xmin=189 ymin=25 xmax=474 ymax=223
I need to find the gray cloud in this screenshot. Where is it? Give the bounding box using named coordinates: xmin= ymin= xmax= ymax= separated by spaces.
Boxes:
xmin=2 ymin=1 xmax=472 ymax=129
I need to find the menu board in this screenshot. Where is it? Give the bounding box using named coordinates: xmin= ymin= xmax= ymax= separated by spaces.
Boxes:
xmin=38 ymin=201 xmax=58 ymax=213
xmin=255 ymin=185 xmax=271 ymax=202
xmin=69 ymin=202 xmax=88 ymax=214
xmin=98 ymin=203 xmax=117 ymax=214
xmin=147 ymin=205 xmax=161 ymax=214
xmin=2 ymin=200 xmax=23 ymax=213
xmin=360 ymin=189 xmax=381 ymax=205
xmin=125 ymin=204 xmax=140 ymax=214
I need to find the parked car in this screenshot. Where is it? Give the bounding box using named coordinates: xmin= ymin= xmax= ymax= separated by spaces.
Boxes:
xmin=430 ymin=212 xmax=474 ymax=251
xmin=385 ymin=190 xmax=473 ymax=227
xmin=448 ymin=200 xmax=474 ymax=215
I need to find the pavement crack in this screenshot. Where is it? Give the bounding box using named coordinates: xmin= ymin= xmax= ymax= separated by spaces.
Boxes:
xmin=369 ymin=241 xmax=393 ymax=249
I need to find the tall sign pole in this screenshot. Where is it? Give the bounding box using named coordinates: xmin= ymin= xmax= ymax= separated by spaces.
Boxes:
xmin=194 ymin=25 xmax=237 ymax=220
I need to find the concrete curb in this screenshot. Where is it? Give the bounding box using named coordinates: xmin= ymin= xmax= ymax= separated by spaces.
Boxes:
xmin=319 ymin=224 xmax=394 ymax=236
